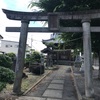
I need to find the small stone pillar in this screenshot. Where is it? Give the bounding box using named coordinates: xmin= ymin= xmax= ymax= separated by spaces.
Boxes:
xmin=13 ymin=20 xmax=29 ymax=94
xmin=82 ymin=19 xmax=94 ymax=97
xmin=80 ymin=57 xmax=84 ymax=72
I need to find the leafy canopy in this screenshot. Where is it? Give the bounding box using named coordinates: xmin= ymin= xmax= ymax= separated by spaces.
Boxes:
xmin=29 ymin=0 xmax=100 ymax=53
xmin=29 ymin=0 xmax=100 ymax=12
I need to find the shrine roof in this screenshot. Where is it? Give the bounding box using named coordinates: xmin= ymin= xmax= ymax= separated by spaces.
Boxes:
xmin=41 ymin=47 xmax=52 ymax=53
xmin=42 ymin=38 xmax=63 ymax=45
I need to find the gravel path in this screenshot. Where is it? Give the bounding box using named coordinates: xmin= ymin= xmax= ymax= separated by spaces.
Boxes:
xmin=18 ymin=65 xmax=78 ymax=100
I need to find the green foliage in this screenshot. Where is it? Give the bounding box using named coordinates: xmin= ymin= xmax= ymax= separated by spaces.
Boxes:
xmin=6 ymin=52 xmax=16 ymax=60
xmin=25 ymin=51 xmax=41 ymax=65
xmin=29 ymin=0 xmax=100 ymax=12
xmin=60 ymin=32 xmax=83 ymax=49
xmin=29 ymin=0 xmax=62 ymax=12
xmin=0 ymin=54 xmax=12 ymax=69
xmin=30 ymin=51 xmax=41 ymax=63
xmin=0 ymin=66 xmax=15 ymax=84
xmin=0 ymin=82 xmax=6 ymax=92
xmin=25 ymin=54 xmax=31 ymax=63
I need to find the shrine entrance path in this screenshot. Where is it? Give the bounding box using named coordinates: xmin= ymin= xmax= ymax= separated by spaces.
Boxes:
xmin=17 ymin=65 xmax=78 ymax=100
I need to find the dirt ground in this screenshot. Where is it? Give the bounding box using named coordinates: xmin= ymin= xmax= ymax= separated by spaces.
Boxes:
xmin=0 ymin=69 xmax=51 ymax=100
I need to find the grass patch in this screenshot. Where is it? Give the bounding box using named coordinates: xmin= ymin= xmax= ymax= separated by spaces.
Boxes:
xmin=1 ymin=70 xmax=51 ymax=94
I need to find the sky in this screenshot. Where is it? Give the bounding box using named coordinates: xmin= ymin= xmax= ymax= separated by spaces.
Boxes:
xmin=0 ymin=0 xmax=52 ymax=51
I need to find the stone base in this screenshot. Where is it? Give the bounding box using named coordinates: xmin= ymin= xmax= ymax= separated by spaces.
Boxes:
xmin=82 ymin=95 xmax=95 ymax=100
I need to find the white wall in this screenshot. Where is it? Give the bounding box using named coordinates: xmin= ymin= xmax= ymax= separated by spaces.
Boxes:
xmin=0 ymin=40 xmax=31 ymax=56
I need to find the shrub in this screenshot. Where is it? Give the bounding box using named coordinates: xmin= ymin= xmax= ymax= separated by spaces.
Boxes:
xmin=6 ymin=53 xmax=16 ymax=71
xmin=6 ymin=52 xmax=16 ymax=61
xmin=0 ymin=82 xmax=6 ymax=92
xmin=0 ymin=54 xmax=12 ymax=69
xmin=0 ymin=66 xmax=15 ymax=84
xmin=31 ymin=51 xmax=41 ymax=63
xmin=25 ymin=51 xmax=41 ymax=67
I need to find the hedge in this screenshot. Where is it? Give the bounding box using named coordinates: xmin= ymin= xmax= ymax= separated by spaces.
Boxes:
xmin=0 ymin=66 xmax=15 ymax=84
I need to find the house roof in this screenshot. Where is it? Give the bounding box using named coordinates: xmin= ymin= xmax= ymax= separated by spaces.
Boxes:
xmin=42 ymin=38 xmax=63 ymax=45
xmin=1 ymin=40 xmax=19 ymax=43
xmin=41 ymin=48 xmax=52 ymax=53
xmin=0 ymin=35 xmax=3 ymax=39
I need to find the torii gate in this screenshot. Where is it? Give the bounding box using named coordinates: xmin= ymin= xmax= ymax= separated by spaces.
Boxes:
xmin=3 ymin=9 xmax=100 ymax=97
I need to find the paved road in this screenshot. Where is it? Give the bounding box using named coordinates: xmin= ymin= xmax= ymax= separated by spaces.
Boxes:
xmin=17 ymin=65 xmax=78 ymax=100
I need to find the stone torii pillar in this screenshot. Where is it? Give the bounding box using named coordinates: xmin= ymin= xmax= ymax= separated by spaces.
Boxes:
xmin=13 ymin=20 xmax=29 ymax=94
xmin=82 ymin=19 xmax=94 ymax=97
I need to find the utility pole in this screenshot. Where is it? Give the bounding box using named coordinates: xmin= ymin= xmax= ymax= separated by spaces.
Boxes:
xmin=31 ymin=36 xmax=33 ymax=53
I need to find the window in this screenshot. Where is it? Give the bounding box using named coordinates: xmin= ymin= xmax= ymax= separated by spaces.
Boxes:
xmin=5 ymin=45 xmax=8 ymax=47
xmin=5 ymin=44 xmax=12 ymax=48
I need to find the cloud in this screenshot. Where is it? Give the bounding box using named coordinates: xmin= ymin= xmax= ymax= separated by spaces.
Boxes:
xmin=15 ymin=0 xmax=31 ymax=11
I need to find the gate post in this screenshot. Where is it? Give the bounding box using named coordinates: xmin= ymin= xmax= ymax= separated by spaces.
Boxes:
xmin=82 ymin=19 xmax=94 ymax=97
xmin=13 ymin=20 xmax=29 ymax=94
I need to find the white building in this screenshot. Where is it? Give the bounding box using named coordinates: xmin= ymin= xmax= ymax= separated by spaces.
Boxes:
xmin=0 ymin=40 xmax=31 ymax=56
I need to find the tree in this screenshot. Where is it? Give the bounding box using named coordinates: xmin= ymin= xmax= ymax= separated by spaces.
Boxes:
xmin=29 ymin=0 xmax=100 ymax=79
xmin=25 ymin=50 xmax=41 ymax=65
xmin=29 ymin=0 xmax=100 ymax=12
xmin=6 ymin=52 xmax=16 ymax=60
